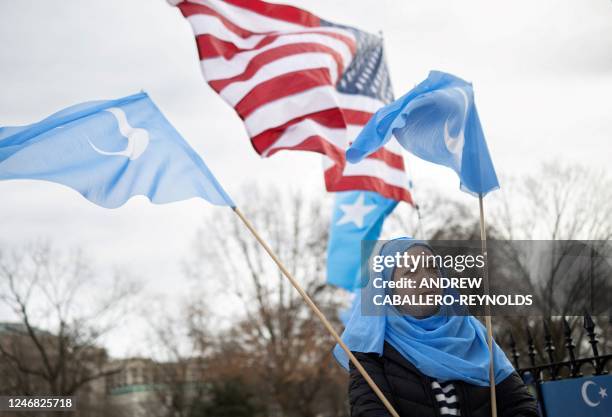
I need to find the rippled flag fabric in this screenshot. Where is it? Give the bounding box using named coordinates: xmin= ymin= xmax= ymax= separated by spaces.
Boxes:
xmin=327 ymin=191 xmax=397 ymax=290
xmin=346 ymin=71 xmax=499 ymax=196
xmin=170 ymin=0 xmax=412 ymax=203
xmin=0 ymin=92 xmax=234 ymax=208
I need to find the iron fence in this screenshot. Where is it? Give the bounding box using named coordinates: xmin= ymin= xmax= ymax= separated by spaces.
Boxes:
xmin=506 ymin=314 xmax=611 ymax=417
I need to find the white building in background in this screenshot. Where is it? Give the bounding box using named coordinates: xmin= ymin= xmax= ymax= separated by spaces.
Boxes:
xmin=105 ymin=357 xmax=208 ymax=417
xmin=0 ymin=322 xmax=208 ymax=417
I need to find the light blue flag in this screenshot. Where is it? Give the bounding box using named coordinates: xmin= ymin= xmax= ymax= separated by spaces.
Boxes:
xmin=540 ymin=375 xmax=612 ymax=417
xmin=346 ymin=71 xmax=499 ymax=196
xmin=327 ymin=191 xmax=397 ymax=290
xmin=0 ymin=92 xmax=234 ymax=208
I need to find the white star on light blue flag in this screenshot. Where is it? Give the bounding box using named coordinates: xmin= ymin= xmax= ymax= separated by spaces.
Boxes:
xmin=336 ymin=193 xmax=377 ymax=228
xmin=327 ymin=191 xmax=397 ymax=290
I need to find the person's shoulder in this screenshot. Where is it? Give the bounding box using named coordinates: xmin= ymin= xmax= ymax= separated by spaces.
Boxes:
xmin=382 ymin=342 xmax=422 ymax=375
xmin=496 ymin=371 xmax=524 ymax=389
xmin=381 ymin=341 xmax=407 ymax=363
xmin=495 ymin=371 xmax=540 ymax=416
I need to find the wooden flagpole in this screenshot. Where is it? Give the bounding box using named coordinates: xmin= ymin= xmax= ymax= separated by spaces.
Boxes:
xmin=479 ymin=195 xmax=498 ymax=417
xmin=232 ymin=206 xmax=400 ymax=417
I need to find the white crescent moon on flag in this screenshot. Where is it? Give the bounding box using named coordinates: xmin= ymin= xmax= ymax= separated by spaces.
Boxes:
xmin=443 ymin=87 xmax=468 ymax=166
xmin=581 ymin=380 xmax=601 ymax=407
xmin=88 ymin=107 xmax=150 ymax=160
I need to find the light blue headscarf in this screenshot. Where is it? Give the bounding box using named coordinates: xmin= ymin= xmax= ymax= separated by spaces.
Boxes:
xmin=333 ymin=237 xmax=514 ymax=386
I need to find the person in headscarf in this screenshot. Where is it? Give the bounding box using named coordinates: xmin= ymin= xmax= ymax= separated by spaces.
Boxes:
xmin=334 ymin=237 xmax=538 ymax=417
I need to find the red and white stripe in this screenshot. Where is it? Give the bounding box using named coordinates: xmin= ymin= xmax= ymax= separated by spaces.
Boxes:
xmin=173 ymin=0 xmax=413 ymax=204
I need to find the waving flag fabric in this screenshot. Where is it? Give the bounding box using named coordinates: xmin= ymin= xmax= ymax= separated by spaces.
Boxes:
xmin=346 ymin=71 xmax=499 ymax=196
xmin=171 ymin=0 xmax=412 ymax=203
xmin=327 ymin=191 xmax=397 ymax=290
xmin=0 ymin=92 xmax=234 ymax=208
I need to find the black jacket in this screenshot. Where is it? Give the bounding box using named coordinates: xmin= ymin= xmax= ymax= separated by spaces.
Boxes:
xmin=349 ymin=343 xmax=539 ymax=417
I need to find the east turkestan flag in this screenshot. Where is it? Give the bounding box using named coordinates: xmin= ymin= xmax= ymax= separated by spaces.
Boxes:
xmin=347 ymin=71 xmax=500 ymax=197
xmin=326 ymin=191 xmax=398 ymax=290
xmin=0 ymin=92 xmax=234 ymax=208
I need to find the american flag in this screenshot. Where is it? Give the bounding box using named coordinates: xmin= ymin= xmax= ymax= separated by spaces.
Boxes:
xmin=172 ymin=0 xmax=413 ymax=204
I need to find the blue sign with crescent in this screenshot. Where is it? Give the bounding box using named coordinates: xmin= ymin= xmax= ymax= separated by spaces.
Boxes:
xmin=540 ymin=375 xmax=611 ymax=417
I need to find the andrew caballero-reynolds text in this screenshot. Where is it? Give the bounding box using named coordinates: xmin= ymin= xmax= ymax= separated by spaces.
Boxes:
xmin=369 ymin=250 xmax=533 ymax=307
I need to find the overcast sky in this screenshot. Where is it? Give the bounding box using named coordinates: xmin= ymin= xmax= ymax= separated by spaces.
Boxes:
xmin=1 ymin=0 xmax=611 ymax=357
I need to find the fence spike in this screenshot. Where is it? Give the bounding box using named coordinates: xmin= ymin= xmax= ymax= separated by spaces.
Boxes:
xmin=563 ymin=317 xmax=581 ymax=377
xmin=526 ymin=326 xmax=541 ymax=383
xmin=512 ymin=316 xmax=611 ymax=417
xmin=583 ymin=312 xmax=603 ymax=375
xmin=509 ymin=332 xmax=521 ymax=370
xmin=543 ymin=319 xmax=557 ymax=380
xmin=526 ymin=326 xmax=537 ymax=367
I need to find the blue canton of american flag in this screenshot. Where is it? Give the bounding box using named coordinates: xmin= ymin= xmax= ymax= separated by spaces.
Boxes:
xmin=331 ymin=22 xmax=394 ymax=104
xmin=172 ymin=0 xmax=412 ymax=203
